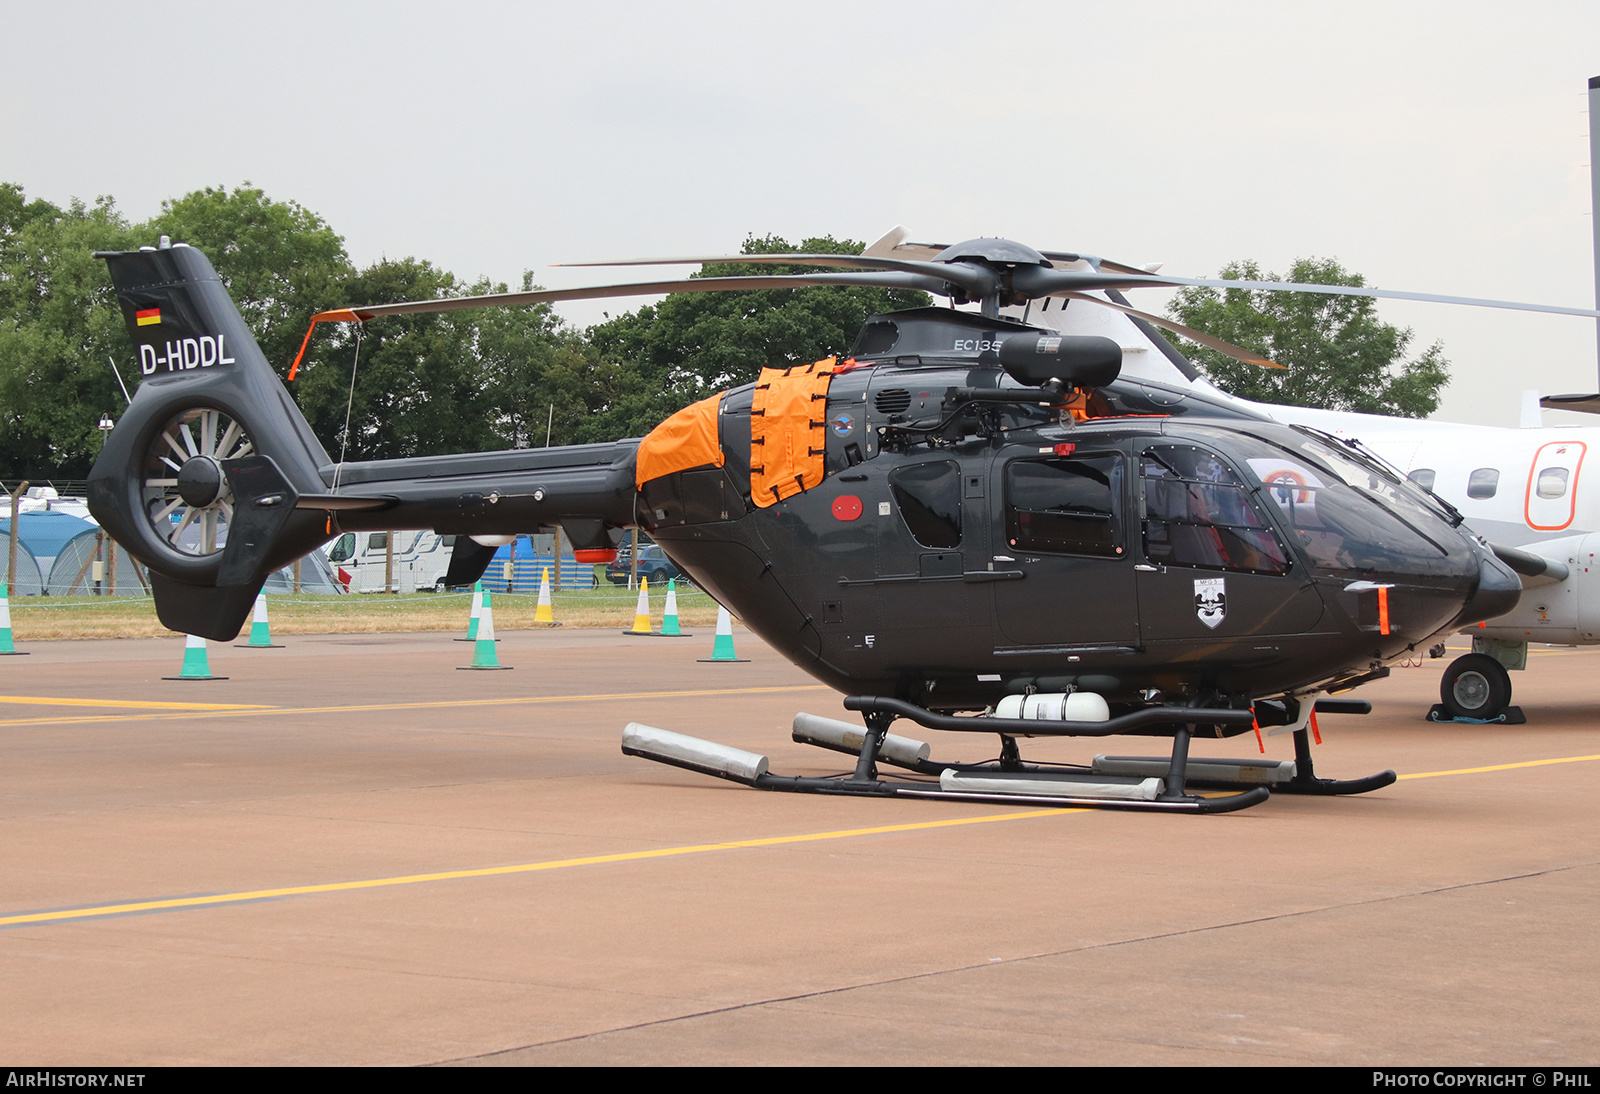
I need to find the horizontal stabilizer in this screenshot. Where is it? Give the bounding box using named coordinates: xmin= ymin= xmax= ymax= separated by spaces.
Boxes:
xmin=295 ymin=494 xmax=391 ymax=511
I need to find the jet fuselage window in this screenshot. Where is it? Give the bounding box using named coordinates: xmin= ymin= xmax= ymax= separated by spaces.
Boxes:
xmin=1467 ymin=468 xmax=1499 ymax=499
xmin=1537 ymin=467 xmax=1570 ymax=499
xmin=1407 ymin=468 xmax=1436 ymax=493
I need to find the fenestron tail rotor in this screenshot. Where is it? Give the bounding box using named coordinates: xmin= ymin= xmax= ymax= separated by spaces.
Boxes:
xmin=143 ymin=407 xmax=254 ymax=559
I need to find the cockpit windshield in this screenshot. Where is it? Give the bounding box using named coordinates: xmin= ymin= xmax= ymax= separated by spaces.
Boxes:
xmin=1289 ymin=426 xmax=1463 ymax=527
xmin=1219 ymin=431 xmax=1459 ymax=578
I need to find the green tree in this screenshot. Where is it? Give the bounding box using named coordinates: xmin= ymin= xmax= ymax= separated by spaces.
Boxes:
xmin=475 ymin=272 xmax=665 ymax=447
xmin=294 ymin=259 xmax=497 ymax=461
xmin=0 ymin=185 xmax=140 ymax=477
xmin=587 ymin=234 xmax=931 ymax=428
xmin=1164 ymin=258 xmax=1449 ymax=417
xmin=292 ymin=262 xmax=605 ymax=461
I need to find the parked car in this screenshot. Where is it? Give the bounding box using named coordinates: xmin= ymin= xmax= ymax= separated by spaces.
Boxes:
xmin=605 ymin=544 xmax=685 ymax=586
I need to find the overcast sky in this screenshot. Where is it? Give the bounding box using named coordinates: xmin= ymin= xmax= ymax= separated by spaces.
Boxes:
xmin=5 ymin=1 xmax=1600 ymax=426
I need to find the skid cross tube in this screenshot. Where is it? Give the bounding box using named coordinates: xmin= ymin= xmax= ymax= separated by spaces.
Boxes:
xmin=843 ymin=696 xmax=1257 ymax=738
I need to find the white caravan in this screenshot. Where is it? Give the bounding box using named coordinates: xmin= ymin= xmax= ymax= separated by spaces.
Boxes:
xmin=326 ymin=529 xmax=457 ymax=593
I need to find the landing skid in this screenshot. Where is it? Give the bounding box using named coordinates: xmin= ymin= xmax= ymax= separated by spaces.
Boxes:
xmin=1095 ymin=701 xmax=1395 ymax=796
xmin=622 ymin=708 xmax=1272 ymax=815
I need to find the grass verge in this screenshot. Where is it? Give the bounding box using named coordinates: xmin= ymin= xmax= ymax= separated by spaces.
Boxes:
xmin=5 ymin=585 xmax=724 ymax=641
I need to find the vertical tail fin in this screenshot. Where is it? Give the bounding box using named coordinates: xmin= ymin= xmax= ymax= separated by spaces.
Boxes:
xmin=88 ymin=241 xmax=336 ymax=639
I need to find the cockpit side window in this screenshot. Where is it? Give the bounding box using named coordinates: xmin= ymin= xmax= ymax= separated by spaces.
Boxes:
xmin=1141 ymin=445 xmax=1290 ymax=575
xmin=1005 ymin=454 xmax=1124 ymax=558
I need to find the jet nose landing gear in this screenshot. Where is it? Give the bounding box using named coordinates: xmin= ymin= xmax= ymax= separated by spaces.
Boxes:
xmin=1434 ymin=652 xmax=1524 ymax=723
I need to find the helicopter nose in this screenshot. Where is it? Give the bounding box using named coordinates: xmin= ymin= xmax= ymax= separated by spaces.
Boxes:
xmin=1456 ymin=551 xmax=1522 ymax=629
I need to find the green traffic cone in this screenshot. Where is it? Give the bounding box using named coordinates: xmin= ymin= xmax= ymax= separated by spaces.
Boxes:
xmin=0 ymin=582 xmax=25 ymax=656
xmin=660 ymin=579 xmax=690 ymax=637
xmin=459 ymin=589 xmax=511 ymax=670
xmin=236 ymin=592 xmax=284 ymax=648
xmin=699 ymin=605 xmax=749 ymax=662
xmin=165 ymin=633 xmax=226 ymax=680
xmin=456 ymin=580 xmax=484 ymax=642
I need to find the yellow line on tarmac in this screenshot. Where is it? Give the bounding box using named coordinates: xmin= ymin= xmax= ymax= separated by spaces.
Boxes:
xmin=11 ymin=750 xmax=1600 ymax=929
xmin=0 ymin=685 xmax=832 ymax=728
xmin=1398 ymin=753 xmax=1600 ymax=780
xmin=0 ymin=809 xmax=1066 ymax=928
xmin=0 ymin=695 xmax=274 ymax=711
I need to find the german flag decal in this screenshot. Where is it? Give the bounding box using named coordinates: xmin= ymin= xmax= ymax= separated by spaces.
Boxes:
xmin=135 ymin=308 xmax=160 ymax=326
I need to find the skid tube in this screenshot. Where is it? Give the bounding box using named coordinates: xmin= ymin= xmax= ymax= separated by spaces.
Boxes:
xmin=621 ymin=697 xmax=1275 ymax=814
xmin=1091 ymin=697 xmax=1397 ymax=796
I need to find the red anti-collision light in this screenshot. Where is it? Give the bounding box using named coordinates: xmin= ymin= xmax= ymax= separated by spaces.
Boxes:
xmin=1053 ymin=443 xmax=1077 ymax=457
xmin=573 ymin=548 xmax=617 ymax=564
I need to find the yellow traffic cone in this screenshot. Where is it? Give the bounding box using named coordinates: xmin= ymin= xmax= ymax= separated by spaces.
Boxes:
xmin=534 ymin=567 xmax=561 ymax=626
xmin=625 ymin=577 xmax=653 ymax=635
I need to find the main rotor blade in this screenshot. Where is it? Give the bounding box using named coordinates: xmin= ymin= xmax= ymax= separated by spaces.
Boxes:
xmin=1170 ymin=275 xmax=1600 ymax=319
xmin=1019 ymin=267 xmax=1600 ymax=320
xmin=870 ymin=236 xmax=948 ymax=261
xmin=1012 ymin=267 xmax=1195 ymax=296
xmin=1082 ymin=257 xmax=1155 ymax=277
xmin=287 ymin=269 xmax=953 ymax=378
xmin=558 ymin=252 xmax=996 ymax=296
xmin=1054 ymin=291 xmax=1286 ymax=369
xmin=339 ymin=270 xmax=950 ymax=320
xmin=862 ymin=225 xmax=912 ymax=258
xmin=1539 ymin=393 xmax=1600 ymax=415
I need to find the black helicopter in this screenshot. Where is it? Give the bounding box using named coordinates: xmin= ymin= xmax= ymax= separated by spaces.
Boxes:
xmin=87 ymin=235 xmax=1526 ymax=814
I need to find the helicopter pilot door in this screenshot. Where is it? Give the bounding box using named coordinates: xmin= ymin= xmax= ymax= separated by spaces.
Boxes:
xmin=991 ymin=448 xmax=1140 ymax=650
xmin=1133 ymin=442 xmax=1321 ymax=646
